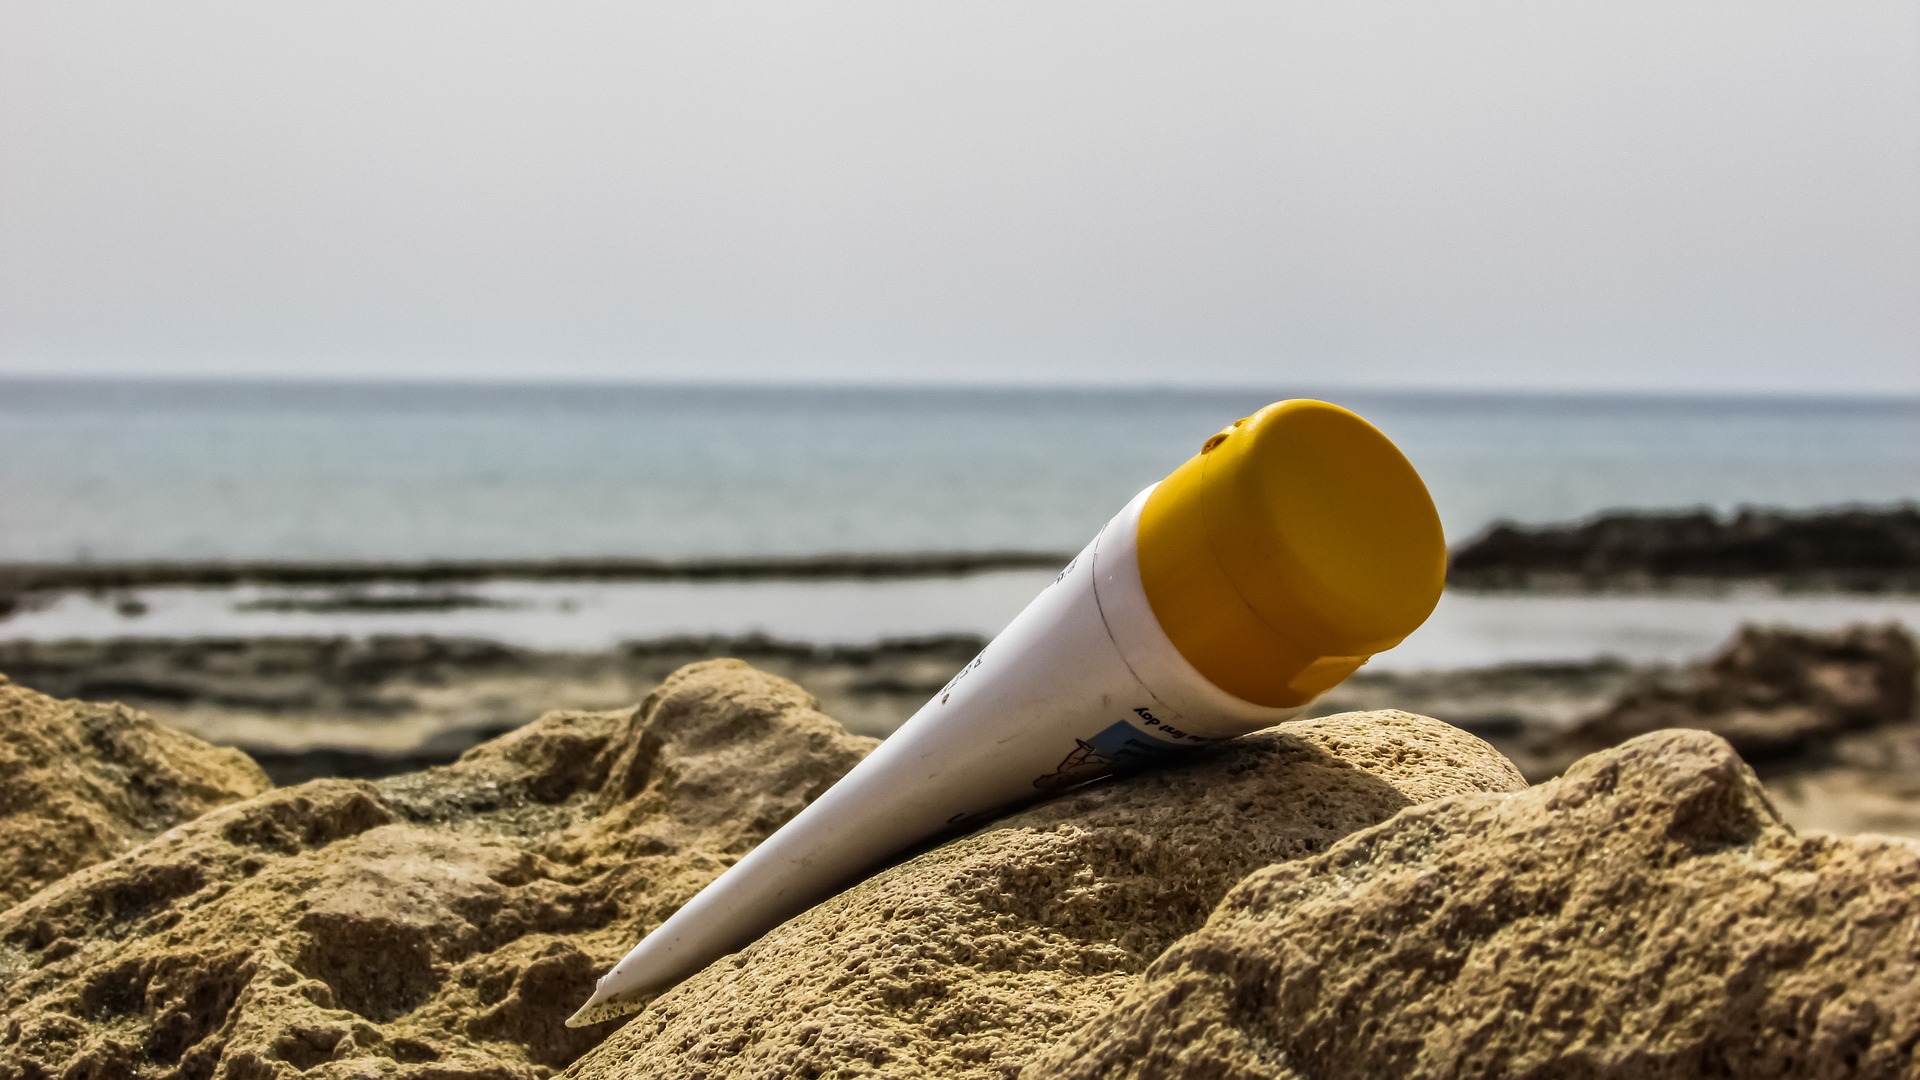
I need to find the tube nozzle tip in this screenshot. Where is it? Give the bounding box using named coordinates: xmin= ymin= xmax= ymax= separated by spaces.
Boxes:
xmin=565 ymin=986 xmax=650 ymax=1028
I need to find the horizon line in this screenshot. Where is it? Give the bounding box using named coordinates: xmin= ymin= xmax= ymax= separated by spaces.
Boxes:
xmin=4 ymin=370 xmax=1919 ymax=406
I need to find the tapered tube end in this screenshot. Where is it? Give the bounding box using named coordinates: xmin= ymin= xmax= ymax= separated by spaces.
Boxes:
xmin=564 ymin=981 xmax=653 ymax=1027
xmin=567 ymin=934 xmax=680 ymax=1026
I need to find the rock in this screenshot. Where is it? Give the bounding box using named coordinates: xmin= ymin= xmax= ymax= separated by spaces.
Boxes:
xmin=1031 ymin=729 xmax=1920 ymax=1080
xmin=568 ymin=709 xmax=1526 ymax=1078
xmin=1528 ymin=623 xmax=1917 ymax=777
xmin=0 ymin=674 xmax=270 ymax=909
xmin=0 ymin=659 xmax=876 ymax=1078
xmin=20 ymin=653 xmax=1903 ymax=1078
xmin=1448 ymin=503 xmax=1920 ymax=591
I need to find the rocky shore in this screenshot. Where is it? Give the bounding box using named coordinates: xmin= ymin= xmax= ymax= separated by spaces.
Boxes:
xmin=0 ymin=634 xmax=990 ymax=782
xmin=6 ymin=624 xmax=1916 ymax=839
xmin=4 ymin=661 xmax=1918 ymax=1078
xmin=0 ymin=633 xmax=1650 ymax=784
xmin=1513 ymin=622 xmax=1920 ymax=838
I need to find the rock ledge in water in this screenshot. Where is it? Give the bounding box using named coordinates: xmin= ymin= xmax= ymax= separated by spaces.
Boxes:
xmin=1448 ymin=503 xmax=1920 ymax=591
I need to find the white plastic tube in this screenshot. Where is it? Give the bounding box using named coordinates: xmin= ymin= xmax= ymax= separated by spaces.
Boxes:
xmin=570 ymin=489 xmax=1291 ymax=1024
xmin=568 ymin=399 xmax=1443 ymax=1025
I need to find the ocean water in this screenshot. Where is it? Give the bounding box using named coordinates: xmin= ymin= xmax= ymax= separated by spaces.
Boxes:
xmin=3 ymin=378 xmax=1917 ymax=562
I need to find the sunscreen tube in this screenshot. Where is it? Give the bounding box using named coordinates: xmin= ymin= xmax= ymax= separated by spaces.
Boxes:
xmin=568 ymin=399 xmax=1445 ymax=1026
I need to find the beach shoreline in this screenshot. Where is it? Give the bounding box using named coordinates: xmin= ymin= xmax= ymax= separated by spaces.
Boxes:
xmin=1 ymin=504 xmax=1915 ymax=831
xmin=0 ymin=632 xmax=1633 ymax=771
xmin=2 ymin=625 xmax=1914 ymax=842
xmin=5 ymin=504 xmax=1916 ymax=637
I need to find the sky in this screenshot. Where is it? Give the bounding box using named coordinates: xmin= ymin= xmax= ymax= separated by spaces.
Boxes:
xmin=0 ymin=2 xmax=1915 ymax=394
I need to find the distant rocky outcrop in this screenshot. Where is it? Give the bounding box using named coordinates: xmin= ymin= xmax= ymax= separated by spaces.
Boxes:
xmin=1522 ymin=623 xmax=1917 ymax=778
xmin=1449 ymin=503 xmax=1920 ymax=591
xmin=0 ymin=675 xmax=269 ymax=908
xmin=1031 ymin=730 xmax=1920 ymax=1080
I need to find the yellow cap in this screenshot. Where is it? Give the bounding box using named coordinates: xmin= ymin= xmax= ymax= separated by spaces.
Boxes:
xmin=1137 ymin=399 xmax=1445 ymax=708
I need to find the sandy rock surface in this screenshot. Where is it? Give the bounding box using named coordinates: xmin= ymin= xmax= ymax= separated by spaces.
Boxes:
xmin=0 ymin=675 xmax=270 ymax=909
xmin=1034 ymin=728 xmax=1920 ymax=1080
xmin=9 ymin=656 xmax=1916 ymax=1079
xmin=568 ymin=710 xmax=1526 ymax=1079
xmin=0 ymin=660 xmax=875 ymax=1079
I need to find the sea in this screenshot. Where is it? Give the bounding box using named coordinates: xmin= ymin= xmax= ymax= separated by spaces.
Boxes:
xmin=4 ymin=377 xmax=1919 ymax=668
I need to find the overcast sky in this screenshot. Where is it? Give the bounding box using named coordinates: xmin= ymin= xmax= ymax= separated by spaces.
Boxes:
xmin=1 ymin=2 xmax=1915 ymax=393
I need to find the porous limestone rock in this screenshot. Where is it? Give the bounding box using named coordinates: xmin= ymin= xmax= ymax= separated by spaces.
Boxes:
xmin=1030 ymin=729 xmax=1920 ymax=1080
xmin=568 ymin=709 xmax=1527 ymax=1079
xmin=0 ymin=675 xmax=271 ymax=909
xmin=0 ymin=660 xmax=876 ymax=1079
